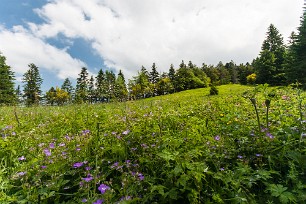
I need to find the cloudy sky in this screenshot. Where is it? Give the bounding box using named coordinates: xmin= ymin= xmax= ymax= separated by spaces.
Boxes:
xmin=0 ymin=0 xmax=304 ymax=91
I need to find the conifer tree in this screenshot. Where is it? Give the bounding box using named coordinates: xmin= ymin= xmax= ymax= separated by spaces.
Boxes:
xmin=61 ymin=78 xmax=74 ymax=102
xmin=22 ymin=63 xmax=43 ymax=106
xmin=254 ymin=24 xmax=286 ymax=85
xmin=0 ymin=52 xmax=15 ymax=105
xmin=88 ymin=75 xmax=95 ymax=103
xmin=95 ymin=69 xmax=107 ymax=102
xmin=75 ymin=67 xmax=89 ymax=103
xmin=149 ymin=63 xmax=160 ymax=96
xmin=286 ymin=10 xmax=306 ymax=87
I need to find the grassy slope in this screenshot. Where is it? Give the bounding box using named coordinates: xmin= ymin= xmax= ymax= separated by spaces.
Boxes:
xmin=0 ymin=84 xmax=305 ymax=203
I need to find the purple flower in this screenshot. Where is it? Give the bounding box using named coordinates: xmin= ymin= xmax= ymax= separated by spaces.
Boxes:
xmin=93 ymin=199 xmax=104 ymax=204
xmin=76 ymin=148 xmax=81 ymax=151
xmin=131 ymin=147 xmax=137 ymax=151
xmin=141 ymin=143 xmax=148 ymax=148
xmin=82 ymin=174 xmax=93 ymax=182
xmin=41 ymin=165 xmax=47 ymax=169
xmin=17 ymin=171 xmax=26 ymax=176
xmin=266 ymin=132 xmax=274 ymax=139
xmin=256 ymin=154 xmax=262 ymax=157
xmin=49 ymin=142 xmax=55 ymax=149
xmin=12 ymin=132 xmax=16 ymax=136
xmin=220 ymin=167 xmax=225 ymax=171
xmin=122 ymin=130 xmax=130 ymax=135
xmin=59 ymin=143 xmax=65 ymax=147
xmin=38 ymin=143 xmax=45 ymax=147
xmin=138 ymin=173 xmax=144 ymax=181
xmin=18 ymin=156 xmax=26 ymax=161
xmin=73 ymin=162 xmax=84 ymax=168
xmin=237 ymin=155 xmax=243 ymax=159
xmin=111 ymin=162 xmax=119 ymax=169
xmin=43 ymin=148 xmax=51 ymax=156
xmin=98 ymin=184 xmax=110 ymax=194
xmin=81 ymin=198 xmax=87 ymax=203
xmin=120 ymin=196 xmax=131 ymax=201
xmin=85 ymin=166 xmax=92 ymax=171
xmin=214 ymin=135 xmax=220 ymax=141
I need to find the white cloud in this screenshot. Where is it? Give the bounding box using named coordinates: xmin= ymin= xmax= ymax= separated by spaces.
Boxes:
xmin=0 ymin=25 xmax=87 ymax=79
xmin=1 ymin=0 xmax=304 ymax=82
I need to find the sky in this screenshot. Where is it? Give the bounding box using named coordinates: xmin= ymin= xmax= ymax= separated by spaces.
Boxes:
xmin=0 ymin=0 xmax=304 ymax=92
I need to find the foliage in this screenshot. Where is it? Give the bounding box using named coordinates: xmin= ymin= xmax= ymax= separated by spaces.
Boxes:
xmin=209 ymin=84 xmax=219 ymax=95
xmin=254 ymin=24 xmax=286 ymax=85
xmin=286 ymin=10 xmax=306 ymax=88
xmin=22 ymin=63 xmax=43 ymax=106
xmin=246 ymin=73 xmax=256 ymax=84
xmin=1 ymin=84 xmax=305 ymax=203
xmin=0 ymin=52 xmax=16 ymax=105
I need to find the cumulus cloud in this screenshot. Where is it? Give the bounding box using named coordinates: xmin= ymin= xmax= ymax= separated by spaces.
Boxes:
xmin=0 ymin=25 xmax=87 ymax=79
xmin=1 ymin=0 xmax=304 ymax=81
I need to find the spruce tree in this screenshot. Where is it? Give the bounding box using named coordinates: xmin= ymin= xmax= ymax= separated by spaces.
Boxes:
xmin=95 ymin=69 xmax=107 ymax=102
xmin=254 ymin=24 xmax=286 ymax=85
xmin=287 ymin=10 xmax=306 ymax=87
xmin=0 ymin=52 xmax=16 ymax=105
xmin=61 ymin=78 xmax=74 ymax=102
xmin=75 ymin=67 xmax=89 ymax=103
xmin=22 ymin=63 xmax=43 ymax=106
xmin=88 ymin=75 xmax=95 ymax=103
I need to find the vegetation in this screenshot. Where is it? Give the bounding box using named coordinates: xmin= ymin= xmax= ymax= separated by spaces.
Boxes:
xmin=0 ymin=84 xmax=305 ymax=203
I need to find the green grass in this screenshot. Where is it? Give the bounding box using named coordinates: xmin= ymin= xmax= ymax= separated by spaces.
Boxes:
xmin=0 ymin=84 xmax=305 ymax=203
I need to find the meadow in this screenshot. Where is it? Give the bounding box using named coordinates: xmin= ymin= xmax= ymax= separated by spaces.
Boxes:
xmin=0 ymin=84 xmax=305 ymax=204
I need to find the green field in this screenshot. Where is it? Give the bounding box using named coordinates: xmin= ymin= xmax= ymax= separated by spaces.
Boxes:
xmin=1 ymin=84 xmax=306 ymax=203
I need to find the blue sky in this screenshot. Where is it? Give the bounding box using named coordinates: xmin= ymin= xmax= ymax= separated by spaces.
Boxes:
xmin=0 ymin=0 xmax=304 ymax=92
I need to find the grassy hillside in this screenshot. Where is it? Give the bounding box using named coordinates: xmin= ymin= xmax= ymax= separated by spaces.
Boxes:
xmin=0 ymin=84 xmax=305 ymax=203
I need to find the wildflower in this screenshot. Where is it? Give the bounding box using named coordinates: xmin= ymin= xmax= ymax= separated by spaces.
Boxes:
xmin=237 ymin=155 xmax=243 ymax=159
xmin=266 ymin=132 xmax=274 ymax=139
xmin=80 ymin=182 xmax=84 ymax=187
xmin=220 ymin=167 xmax=225 ymax=171
xmin=85 ymin=166 xmax=92 ymax=171
xmin=98 ymin=184 xmax=110 ymax=194
xmin=141 ymin=143 xmax=148 ymax=149
xmin=81 ymin=198 xmax=87 ymax=203
xmin=76 ymin=147 xmax=81 ymax=151
xmin=38 ymin=143 xmax=45 ymax=147
xmin=43 ymin=148 xmax=51 ymax=157
xmin=122 ymin=130 xmax=130 ymax=135
xmin=214 ymin=135 xmax=220 ymax=141
xmin=12 ymin=132 xmax=16 ymax=136
xmin=138 ymin=173 xmax=144 ymax=181
xmin=301 ymin=133 xmax=306 ymax=138
xmin=73 ymin=162 xmax=84 ymax=168
xmin=255 ymin=154 xmax=262 ymax=157
xmin=131 ymin=147 xmax=137 ymax=151
xmin=59 ymin=143 xmax=65 ymax=147
xmin=49 ymin=142 xmax=55 ymax=149
xmin=65 ymin=135 xmax=71 ymax=141
xmin=41 ymin=165 xmax=47 ymax=169
xmin=82 ymin=130 xmax=90 ymax=136
xmin=18 ymin=156 xmax=26 ymax=161
xmin=93 ymin=199 xmax=104 ymax=204
xmin=17 ymin=171 xmax=26 ymax=176
xmin=111 ymin=162 xmax=119 ymax=169
xmin=82 ymin=174 xmax=93 ymax=182
xmin=120 ymin=196 xmax=131 ymax=201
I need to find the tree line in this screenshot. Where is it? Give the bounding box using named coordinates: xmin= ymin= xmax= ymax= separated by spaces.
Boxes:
xmin=0 ymin=9 xmax=305 ymax=106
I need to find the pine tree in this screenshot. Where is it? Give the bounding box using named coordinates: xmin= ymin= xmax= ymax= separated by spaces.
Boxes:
xmin=115 ymin=70 xmax=128 ymax=101
xmin=61 ymin=78 xmax=74 ymax=102
xmin=105 ymin=70 xmax=116 ymax=101
xmin=23 ymin=63 xmax=43 ymax=106
xmin=45 ymin=87 xmax=56 ymax=105
xmin=286 ymin=10 xmax=306 ymax=88
xmin=0 ymin=52 xmax=16 ymax=105
xmin=255 ymin=24 xmax=286 ymax=85
xmin=88 ymin=75 xmax=95 ymax=103
xmin=95 ymin=69 xmax=107 ymax=102
xmin=149 ymin=63 xmax=160 ymax=96
xmin=15 ymin=85 xmax=23 ymax=104
xmin=75 ymin=67 xmax=89 ymax=103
